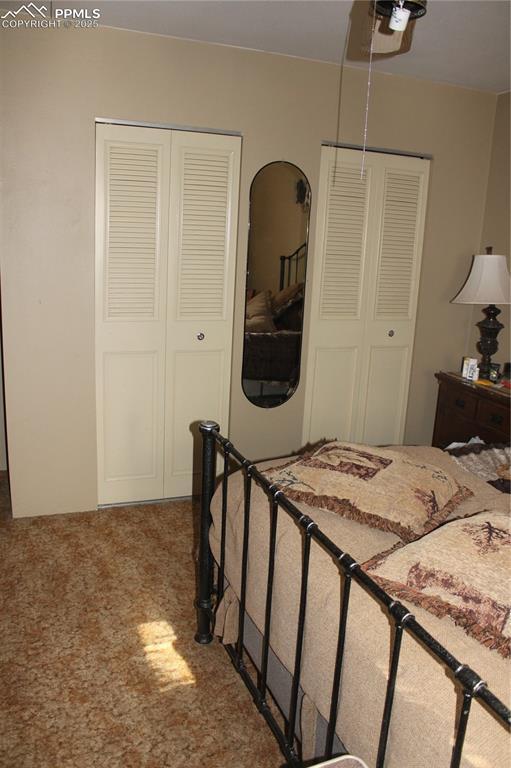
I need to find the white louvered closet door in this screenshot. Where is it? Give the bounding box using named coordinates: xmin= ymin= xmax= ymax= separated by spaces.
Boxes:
xmin=302 ymin=147 xmax=430 ymax=446
xmin=164 ymin=131 xmax=241 ymax=498
xmin=96 ymin=125 xmax=241 ymax=504
xmin=96 ymin=124 xmax=171 ymax=504
xmin=359 ymin=156 xmax=430 ymax=444
xmin=302 ymin=151 xmax=372 ymax=444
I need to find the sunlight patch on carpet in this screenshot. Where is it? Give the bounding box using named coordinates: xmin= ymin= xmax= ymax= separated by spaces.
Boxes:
xmin=138 ymin=620 xmax=196 ymax=690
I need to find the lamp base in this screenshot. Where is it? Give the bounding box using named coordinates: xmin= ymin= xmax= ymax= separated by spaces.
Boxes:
xmin=476 ymin=304 xmax=504 ymax=379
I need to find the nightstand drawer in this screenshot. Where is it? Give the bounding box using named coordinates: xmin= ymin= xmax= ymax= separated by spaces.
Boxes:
xmin=433 ymin=372 xmax=510 ymax=448
xmin=478 ymin=400 xmax=510 ymax=433
xmin=441 ymin=387 xmax=478 ymax=421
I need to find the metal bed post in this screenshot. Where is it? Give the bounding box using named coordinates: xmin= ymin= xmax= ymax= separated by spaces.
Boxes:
xmin=195 ymin=420 xmax=219 ymax=644
xmin=279 ymin=255 xmax=287 ymax=291
xmin=287 ymin=519 xmax=315 ymax=748
xmin=236 ymin=468 xmax=253 ymax=668
xmin=324 ymin=567 xmax=352 ymax=758
xmin=376 ymin=602 xmax=413 ymax=768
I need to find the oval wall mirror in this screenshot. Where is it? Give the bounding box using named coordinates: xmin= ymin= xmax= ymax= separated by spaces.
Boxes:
xmin=242 ymin=161 xmax=311 ymax=408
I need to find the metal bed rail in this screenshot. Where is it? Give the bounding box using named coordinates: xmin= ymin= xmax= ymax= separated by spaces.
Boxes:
xmin=195 ymin=421 xmax=511 ymax=768
xmin=279 ymin=243 xmax=307 ymax=290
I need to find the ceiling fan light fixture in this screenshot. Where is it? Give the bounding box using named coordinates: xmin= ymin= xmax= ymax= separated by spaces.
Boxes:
xmin=389 ymin=5 xmax=411 ymax=31
xmin=374 ymin=0 xmax=428 ymax=21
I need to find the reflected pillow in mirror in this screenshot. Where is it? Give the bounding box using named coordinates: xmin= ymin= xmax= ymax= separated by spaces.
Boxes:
xmin=246 ymin=289 xmax=273 ymax=319
xmin=245 ymin=314 xmax=276 ymax=332
xmin=271 ymin=282 xmax=304 ymax=313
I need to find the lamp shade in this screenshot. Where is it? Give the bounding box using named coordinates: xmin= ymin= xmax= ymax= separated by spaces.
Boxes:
xmin=452 ymin=252 xmax=511 ymax=305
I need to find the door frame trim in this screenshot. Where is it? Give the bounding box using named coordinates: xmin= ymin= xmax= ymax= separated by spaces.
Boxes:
xmin=322 ymin=141 xmax=432 ymax=160
xmin=96 ymin=116 xmax=242 ymax=138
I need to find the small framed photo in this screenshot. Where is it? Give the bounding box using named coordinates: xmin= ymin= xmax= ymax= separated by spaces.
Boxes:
xmin=461 ymin=356 xmax=478 ymax=380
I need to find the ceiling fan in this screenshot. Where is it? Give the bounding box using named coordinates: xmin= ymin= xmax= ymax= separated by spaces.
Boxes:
xmin=374 ymin=1 xmax=427 ymax=31
xmin=346 ymin=0 xmax=428 ymax=61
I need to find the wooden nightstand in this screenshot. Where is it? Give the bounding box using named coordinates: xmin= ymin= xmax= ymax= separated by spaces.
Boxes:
xmin=432 ymin=371 xmax=510 ymax=448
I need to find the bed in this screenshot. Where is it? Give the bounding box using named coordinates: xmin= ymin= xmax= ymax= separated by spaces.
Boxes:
xmin=242 ymin=282 xmax=305 ymax=404
xmin=195 ymin=423 xmax=510 ymax=767
xmin=243 ymin=242 xmax=307 ymax=406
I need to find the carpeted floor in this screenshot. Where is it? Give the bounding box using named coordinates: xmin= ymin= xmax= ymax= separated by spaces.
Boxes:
xmin=0 ymin=500 xmax=283 ymax=768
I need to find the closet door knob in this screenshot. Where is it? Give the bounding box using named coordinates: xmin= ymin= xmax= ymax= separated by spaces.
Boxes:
xmin=197 ymin=332 xmax=205 ymax=341
xmin=388 ymin=329 xmax=395 ymax=337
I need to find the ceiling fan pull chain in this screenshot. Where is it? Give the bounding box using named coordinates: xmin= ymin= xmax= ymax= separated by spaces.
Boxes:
xmin=361 ymin=1 xmax=378 ymax=179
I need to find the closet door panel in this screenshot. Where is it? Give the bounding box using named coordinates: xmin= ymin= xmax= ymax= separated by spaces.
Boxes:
xmin=103 ymin=351 xmax=159 ymax=481
xmin=302 ymin=148 xmax=371 ymax=444
xmin=308 ymin=347 xmax=358 ymax=441
xmin=361 ymin=160 xmax=430 ymax=444
xmin=168 ymin=349 xmax=225 ymax=494
xmin=164 ymin=131 xmax=241 ymax=498
xmin=374 ymin=169 xmax=425 ymax=320
xmin=96 ymin=125 xmax=170 ymax=505
xmin=360 ymin=345 xmax=409 ymax=445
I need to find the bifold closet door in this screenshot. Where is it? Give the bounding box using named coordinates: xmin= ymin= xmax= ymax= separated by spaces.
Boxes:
xmin=96 ymin=125 xmax=170 ymax=505
xmin=164 ymin=131 xmax=240 ymax=498
xmin=302 ymin=146 xmax=430 ymax=446
xmin=96 ymin=125 xmax=241 ymax=504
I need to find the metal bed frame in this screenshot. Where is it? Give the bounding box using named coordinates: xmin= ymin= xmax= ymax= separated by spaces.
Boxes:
xmin=279 ymin=242 xmax=307 ymax=290
xmin=195 ymin=421 xmax=511 ymax=768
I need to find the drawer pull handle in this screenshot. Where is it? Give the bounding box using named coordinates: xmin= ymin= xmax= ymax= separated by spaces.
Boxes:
xmin=490 ymin=413 xmax=503 ymax=426
xmin=455 ymin=398 xmax=465 ymax=409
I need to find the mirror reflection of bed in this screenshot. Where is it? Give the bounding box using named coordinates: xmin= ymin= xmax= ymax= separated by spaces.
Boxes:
xmin=242 ymin=161 xmax=311 ymax=408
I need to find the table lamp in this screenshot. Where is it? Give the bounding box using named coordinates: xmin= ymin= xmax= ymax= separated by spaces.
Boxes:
xmin=452 ymin=246 xmax=511 ymax=379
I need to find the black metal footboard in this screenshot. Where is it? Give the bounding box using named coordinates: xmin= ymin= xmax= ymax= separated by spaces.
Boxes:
xmin=195 ymin=421 xmax=511 ymax=768
xmin=279 ymin=242 xmax=307 ymax=290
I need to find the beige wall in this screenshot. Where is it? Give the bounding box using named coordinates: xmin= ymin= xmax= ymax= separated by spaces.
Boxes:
xmin=0 ymin=27 xmax=497 ymax=517
xmin=467 ymin=91 xmax=510 ymax=367
xmin=0 ymin=349 xmax=7 ymax=471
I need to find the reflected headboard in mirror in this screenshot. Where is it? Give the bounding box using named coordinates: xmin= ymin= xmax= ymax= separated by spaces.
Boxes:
xmin=242 ymin=161 xmax=311 ymax=408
